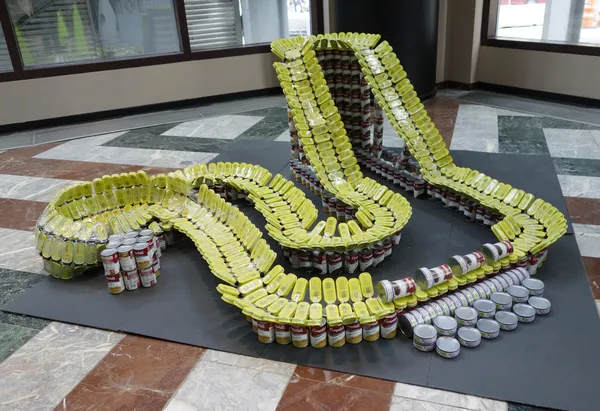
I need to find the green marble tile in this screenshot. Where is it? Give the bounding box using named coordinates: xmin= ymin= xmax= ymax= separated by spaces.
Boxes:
xmin=0 ymin=269 xmax=49 ymax=330
xmin=236 ymin=118 xmax=289 ymax=140
xmin=0 ymin=323 xmax=38 ymax=363
xmin=498 ymin=116 xmax=599 ymax=130
xmin=553 ymin=157 xmax=600 ymax=177
xmin=498 ymin=127 xmax=549 ymax=155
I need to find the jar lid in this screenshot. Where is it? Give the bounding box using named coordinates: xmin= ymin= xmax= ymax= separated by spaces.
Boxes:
xmin=507 ymin=285 xmax=529 ymax=299
xmin=117 ymin=245 xmax=133 ymax=253
xmin=528 ymin=296 xmax=551 ymax=311
xmin=513 ymin=303 xmax=536 ymax=318
xmin=477 ymin=318 xmax=500 ymax=334
xmin=523 ymin=278 xmax=544 ymax=291
xmin=491 ymin=292 xmax=512 ymax=306
xmin=455 ymin=307 xmax=477 ymax=321
xmin=100 ymin=248 xmax=117 ymax=256
xmin=436 ymin=337 xmax=460 ymax=353
xmin=474 ymin=299 xmax=496 ymax=313
xmin=434 ymin=315 xmax=457 ymax=331
xmin=457 ymin=326 xmax=481 ymax=342
xmin=413 ymin=324 xmax=436 ymax=340
xmin=495 ymin=311 xmax=518 ymax=325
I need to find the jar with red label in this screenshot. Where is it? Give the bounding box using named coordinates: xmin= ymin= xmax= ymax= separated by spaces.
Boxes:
xmin=328 ymin=324 xmax=346 ymax=347
xmin=346 ymin=321 xmax=362 ymax=344
xmin=372 ymin=243 xmax=385 ymax=268
xmin=327 ymin=252 xmax=343 ymax=275
xmin=359 ymin=248 xmax=373 ymax=271
xmin=275 ymin=323 xmax=291 ymax=345
xmin=343 ymin=251 xmax=359 ymax=274
xmin=362 ymin=320 xmax=380 ymax=341
xmin=380 ymin=314 xmax=398 ymax=339
xmin=291 ymin=325 xmax=309 ymax=348
xmin=310 ymin=322 xmax=327 ymax=348
xmin=257 ymin=320 xmax=275 ymax=343
xmin=312 ymin=251 xmax=327 ymax=275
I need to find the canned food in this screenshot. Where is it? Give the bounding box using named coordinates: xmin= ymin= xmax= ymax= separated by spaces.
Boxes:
xmin=506 ymin=271 xmax=521 ymax=286
xmin=528 ymin=296 xmax=551 ymax=315
xmin=123 ymin=269 xmax=141 ymax=291
xmin=275 ymin=323 xmax=291 ymax=345
xmin=513 ymin=303 xmax=536 ymax=323
xmin=108 ymin=234 xmax=124 ymax=243
xmin=139 ymin=266 xmax=157 ymax=288
xmin=496 ymin=276 xmax=510 ymax=291
xmin=105 ymin=272 xmax=125 ymax=294
xmin=454 ymin=307 xmax=477 ymax=327
xmin=158 ymin=234 xmax=167 ymax=251
xmin=291 ymin=325 xmax=309 ymax=348
xmin=436 ymin=337 xmax=460 ymax=359
xmin=491 ymin=292 xmax=513 ymax=311
xmin=477 ymin=318 xmax=500 ymax=339
xmin=460 ymin=289 xmax=477 ymax=306
xmin=122 ymin=238 xmax=137 ymax=246
xmin=363 ymin=320 xmax=380 ymax=341
xmin=473 ymin=299 xmax=496 ymax=319
xmin=124 ymin=232 xmax=138 ymax=239
xmin=380 ymin=313 xmax=398 ymax=339
xmin=482 ymin=280 xmax=498 ymax=294
xmin=495 ymin=311 xmax=518 ymax=331
xmin=448 ymin=251 xmax=485 ymax=276
xmin=101 ymin=248 xmax=120 ymax=275
xmin=106 ymin=241 xmax=121 ymax=250
xmin=489 ymin=278 xmax=504 ymax=293
xmin=522 ymin=278 xmax=544 ymax=296
xmin=376 ymin=278 xmax=417 ymax=303
xmin=457 ymin=327 xmax=481 ymax=348
xmin=433 ymin=316 xmax=457 ymax=337
xmin=310 ymin=322 xmax=327 ymax=348
xmin=413 ymin=324 xmax=437 ymax=345
xmin=153 ymin=261 xmax=160 ymax=278
xmin=413 ymin=340 xmax=435 ymax=352
xmin=257 ymin=320 xmax=275 ymax=343
xmin=478 ymin=282 xmax=493 ymax=299
xmin=414 ymin=307 xmax=432 ymax=324
xmin=414 ymin=264 xmax=452 ymax=290
xmin=398 ymin=312 xmax=419 ymax=337
xmin=133 ymin=242 xmax=153 ymax=269
xmin=346 ymin=321 xmax=363 ymax=344
xmin=139 ymin=229 xmax=154 ymax=237
xmin=436 ymin=299 xmax=452 ymax=316
xmin=507 ymin=285 xmax=529 ymax=303
xmin=454 ymin=291 xmax=469 ymax=308
xmin=117 ymin=245 xmax=136 ymax=272
xmin=480 ymin=241 xmax=513 ymax=264
xmin=472 ymin=285 xmax=487 ymax=300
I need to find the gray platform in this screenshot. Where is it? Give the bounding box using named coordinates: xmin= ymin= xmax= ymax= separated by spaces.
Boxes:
xmin=3 ymin=141 xmax=595 ymax=411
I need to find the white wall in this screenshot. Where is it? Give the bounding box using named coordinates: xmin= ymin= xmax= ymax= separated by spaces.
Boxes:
xmin=0 ymin=53 xmax=279 ymax=126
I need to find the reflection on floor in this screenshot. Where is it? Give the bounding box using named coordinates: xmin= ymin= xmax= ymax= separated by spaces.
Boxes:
xmin=0 ymin=90 xmax=598 ymax=411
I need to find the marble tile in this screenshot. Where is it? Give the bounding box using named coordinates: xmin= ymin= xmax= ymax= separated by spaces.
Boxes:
xmin=0 ymin=142 xmax=62 ymax=158
xmin=412 ymin=400 xmax=472 ymax=411
xmin=543 ymin=129 xmax=600 ymax=160
xmin=498 ymin=128 xmax=549 ymax=156
xmin=237 ymin=106 xmax=289 ymax=120
xmin=495 ymin=109 xmax=536 ymax=117
xmin=0 ymin=269 xmax=49 ymax=330
xmin=36 ymin=144 xmax=219 ymax=169
xmin=393 ymin=383 xmax=507 ymax=411
xmin=0 ymin=199 xmax=48 ymax=231
xmin=0 ymin=323 xmax=123 ymax=410
xmin=0 ymin=323 xmax=38 ymax=363
xmin=58 ymin=335 xmax=204 ymax=411
xmin=0 ymin=228 xmax=43 ymax=273
xmin=54 ymin=132 xmax=129 ymax=149
xmin=451 ymin=105 xmax=499 ymax=153
xmin=196 ymin=95 xmax=286 ymax=119
xmin=202 ymin=350 xmax=295 ymax=376
xmin=294 ymin=366 xmax=395 ymax=395
xmin=498 ymin=116 xmax=595 ymax=131
xmin=275 ymin=130 xmax=292 ymax=142
xmin=277 ymin=375 xmax=393 ymax=411
xmin=0 ymin=132 xmax=34 ymax=151
xmin=237 ymin=117 xmax=291 ymax=140
xmin=0 ymin=174 xmax=76 ymax=202
xmin=558 ymin=175 xmax=600 ymax=199
xmin=564 ymin=197 xmax=600 ymax=225
xmin=582 ymin=257 xmax=600 ymax=299
xmin=573 ymin=223 xmax=600 ymax=258
xmin=163 ymin=359 xmax=292 ymax=411
xmin=162 ymin=115 xmax=263 ymax=139
xmin=591 ymin=130 xmax=600 ymax=147
xmin=507 ymin=403 xmax=556 ymax=411
xmin=104 ymin=133 xmax=236 ymax=153
xmin=553 ymin=158 xmax=600 ymax=178
xmin=390 ymin=396 xmax=417 ymax=411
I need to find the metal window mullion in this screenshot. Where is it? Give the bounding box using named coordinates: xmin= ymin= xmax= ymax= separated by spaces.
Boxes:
xmin=0 ymin=0 xmax=24 ymax=72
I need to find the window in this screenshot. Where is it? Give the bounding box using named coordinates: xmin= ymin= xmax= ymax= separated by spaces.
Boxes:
xmin=6 ymin=0 xmax=181 ymax=68
xmin=183 ymin=0 xmax=312 ymax=51
xmin=491 ymin=0 xmax=600 ymax=46
xmin=0 ymin=24 xmax=12 ymax=72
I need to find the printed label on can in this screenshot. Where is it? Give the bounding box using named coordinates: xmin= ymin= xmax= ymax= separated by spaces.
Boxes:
xmin=257 ymin=321 xmax=275 ymax=343
xmin=310 ymin=325 xmax=327 ymax=348
xmin=105 ymin=272 xmax=125 ymax=294
xmin=123 ymin=269 xmax=141 ymax=291
xmin=346 ymin=322 xmax=362 ymax=344
xmin=101 ymin=250 xmax=120 ymax=275
xmin=133 ymin=243 xmax=152 ymax=269
xmin=343 ymin=252 xmax=359 ymax=274
xmin=117 ymin=247 xmax=136 ymax=272
xmin=139 ymin=267 xmax=157 ymax=288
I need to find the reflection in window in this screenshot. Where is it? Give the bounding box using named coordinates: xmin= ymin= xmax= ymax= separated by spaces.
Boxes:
xmin=6 ymin=0 xmax=181 ymax=68
xmin=494 ymin=0 xmax=600 ymax=46
xmin=0 ymin=26 xmax=13 ymax=72
xmin=184 ymin=0 xmax=312 ymax=51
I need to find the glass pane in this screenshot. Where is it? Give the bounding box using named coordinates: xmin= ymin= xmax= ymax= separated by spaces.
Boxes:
xmin=495 ymin=0 xmax=600 ymax=46
xmin=0 ymin=25 xmax=13 ymax=72
xmin=185 ymin=0 xmax=311 ymax=51
xmin=7 ymin=0 xmax=181 ymax=68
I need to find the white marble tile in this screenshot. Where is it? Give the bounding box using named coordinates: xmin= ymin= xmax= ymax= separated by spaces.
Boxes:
xmin=0 ymin=322 xmax=123 ymax=411
xmin=451 ymin=105 xmax=499 ymax=153
xmin=573 ymin=223 xmax=600 ymax=258
xmin=0 ymin=174 xmax=76 ymax=202
xmin=58 ymin=132 xmax=128 ymax=148
xmin=557 ymin=175 xmax=600 ymax=199
xmin=0 ymin=228 xmax=43 ymax=274
xmin=394 ymin=383 xmax=507 ymax=411
xmin=544 ymin=129 xmax=600 ymax=160
xmin=413 ymin=400 xmax=471 ymax=411
xmin=390 ymin=396 xmax=416 ymax=411
xmin=36 ymin=145 xmax=218 ymax=169
xmin=162 ymin=115 xmax=264 ymax=140
xmin=201 ymin=350 xmax=295 ymax=376
xmin=590 ymin=130 xmax=600 ymax=147
xmin=163 ymin=359 xmax=292 ymax=411
xmin=595 ymin=299 xmax=600 ymax=317
xmin=274 ymin=130 xmax=291 ymax=142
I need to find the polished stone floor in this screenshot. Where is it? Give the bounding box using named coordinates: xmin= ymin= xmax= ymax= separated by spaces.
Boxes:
xmin=0 ymin=90 xmax=598 ymax=411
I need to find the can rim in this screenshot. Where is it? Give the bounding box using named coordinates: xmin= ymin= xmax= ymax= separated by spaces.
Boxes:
xmin=477 ymin=318 xmax=500 ymax=334
xmin=528 ymin=296 xmax=551 ymax=310
xmin=495 ymin=310 xmax=518 ymax=325
xmin=436 ymin=337 xmax=460 ymax=352
xmin=513 ymin=303 xmax=536 ymax=318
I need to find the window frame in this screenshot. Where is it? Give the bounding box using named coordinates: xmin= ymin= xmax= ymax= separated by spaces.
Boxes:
xmin=0 ymin=0 xmax=324 ymax=83
xmin=481 ymin=0 xmax=600 ymax=57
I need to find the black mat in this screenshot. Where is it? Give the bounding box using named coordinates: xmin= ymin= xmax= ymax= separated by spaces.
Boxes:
xmin=4 ymin=142 xmax=594 ymax=410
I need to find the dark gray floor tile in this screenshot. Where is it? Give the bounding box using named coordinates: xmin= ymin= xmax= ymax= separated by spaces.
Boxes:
xmin=0 ymin=269 xmax=50 ymax=330
xmin=508 ymin=402 xmax=557 ymax=411
xmin=236 ymin=117 xmax=289 ymax=140
xmin=0 ymin=132 xmax=35 ymax=150
xmin=498 ymin=116 xmax=598 ymax=130
xmin=104 ymin=133 xmax=234 ymax=153
xmin=553 ymin=157 xmax=600 ymax=177
xmin=236 ymin=107 xmax=288 ymax=120
xmin=499 ymin=127 xmax=550 ymax=155
xmin=0 ymin=323 xmax=38 ymax=362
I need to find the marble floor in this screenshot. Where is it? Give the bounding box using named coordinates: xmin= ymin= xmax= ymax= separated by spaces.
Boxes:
xmin=0 ymin=90 xmax=598 ymax=411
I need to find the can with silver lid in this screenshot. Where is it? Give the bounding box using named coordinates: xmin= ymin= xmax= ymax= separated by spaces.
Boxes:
xmin=108 ymin=234 xmax=124 ymax=243
xmin=454 ymin=307 xmax=477 ymax=327
xmin=528 ymin=296 xmax=551 ymax=316
xmin=106 ymin=241 xmax=121 ymax=250
xmin=414 ymin=340 xmax=436 ymax=352
xmin=495 ymin=311 xmax=518 ymax=331
xmin=124 ymin=232 xmax=138 ymax=239
xmin=478 ymin=282 xmax=493 ymax=299
xmin=461 ymin=288 xmax=478 ymax=305
xmin=414 ymin=307 xmax=432 ymax=325
xmin=473 ymin=299 xmax=496 ymax=319
xmin=414 ymin=264 xmax=453 ymax=290
xmin=495 ymin=276 xmax=510 ymax=290
xmin=398 ymin=312 xmax=420 ymax=337
xmin=491 ymin=292 xmax=512 ymax=311
xmin=522 ymin=278 xmax=544 ymax=296
xmin=507 ymin=285 xmax=529 ymax=303
xmin=489 ymin=278 xmax=504 ymax=292
xmin=477 ymin=318 xmax=500 ymax=339
xmin=472 ymin=285 xmax=488 ymax=300
xmin=413 ymin=324 xmax=437 ymax=345
xmin=436 ymin=299 xmax=452 ymax=316
xmin=482 ymin=280 xmax=498 ymax=294
xmin=448 ymin=251 xmax=485 ymax=276
xmin=457 ymin=327 xmax=481 ymax=348
xmin=139 ymin=229 xmax=154 ymax=237
xmin=428 ymin=302 xmax=445 ymax=317
xmin=480 ymin=241 xmax=513 ymax=264
xmin=513 ymin=303 xmax=536 ymax=323
xmin=433 ymin=316 xmax=457 ymax=337
xmin=436 ymin=337 xmax=460 ymax=359
xmin=376 ymin=278 xmax=417 ymax=303
xmin=515 ymin=267 xmax=530 ymax=282
xmin=117 ymin=245 xmax=136 ymax=272
xmin=505 ymin=271 xmax=521 ymax=286
xmin=122 ymin=238 xmax=137 ymax=246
